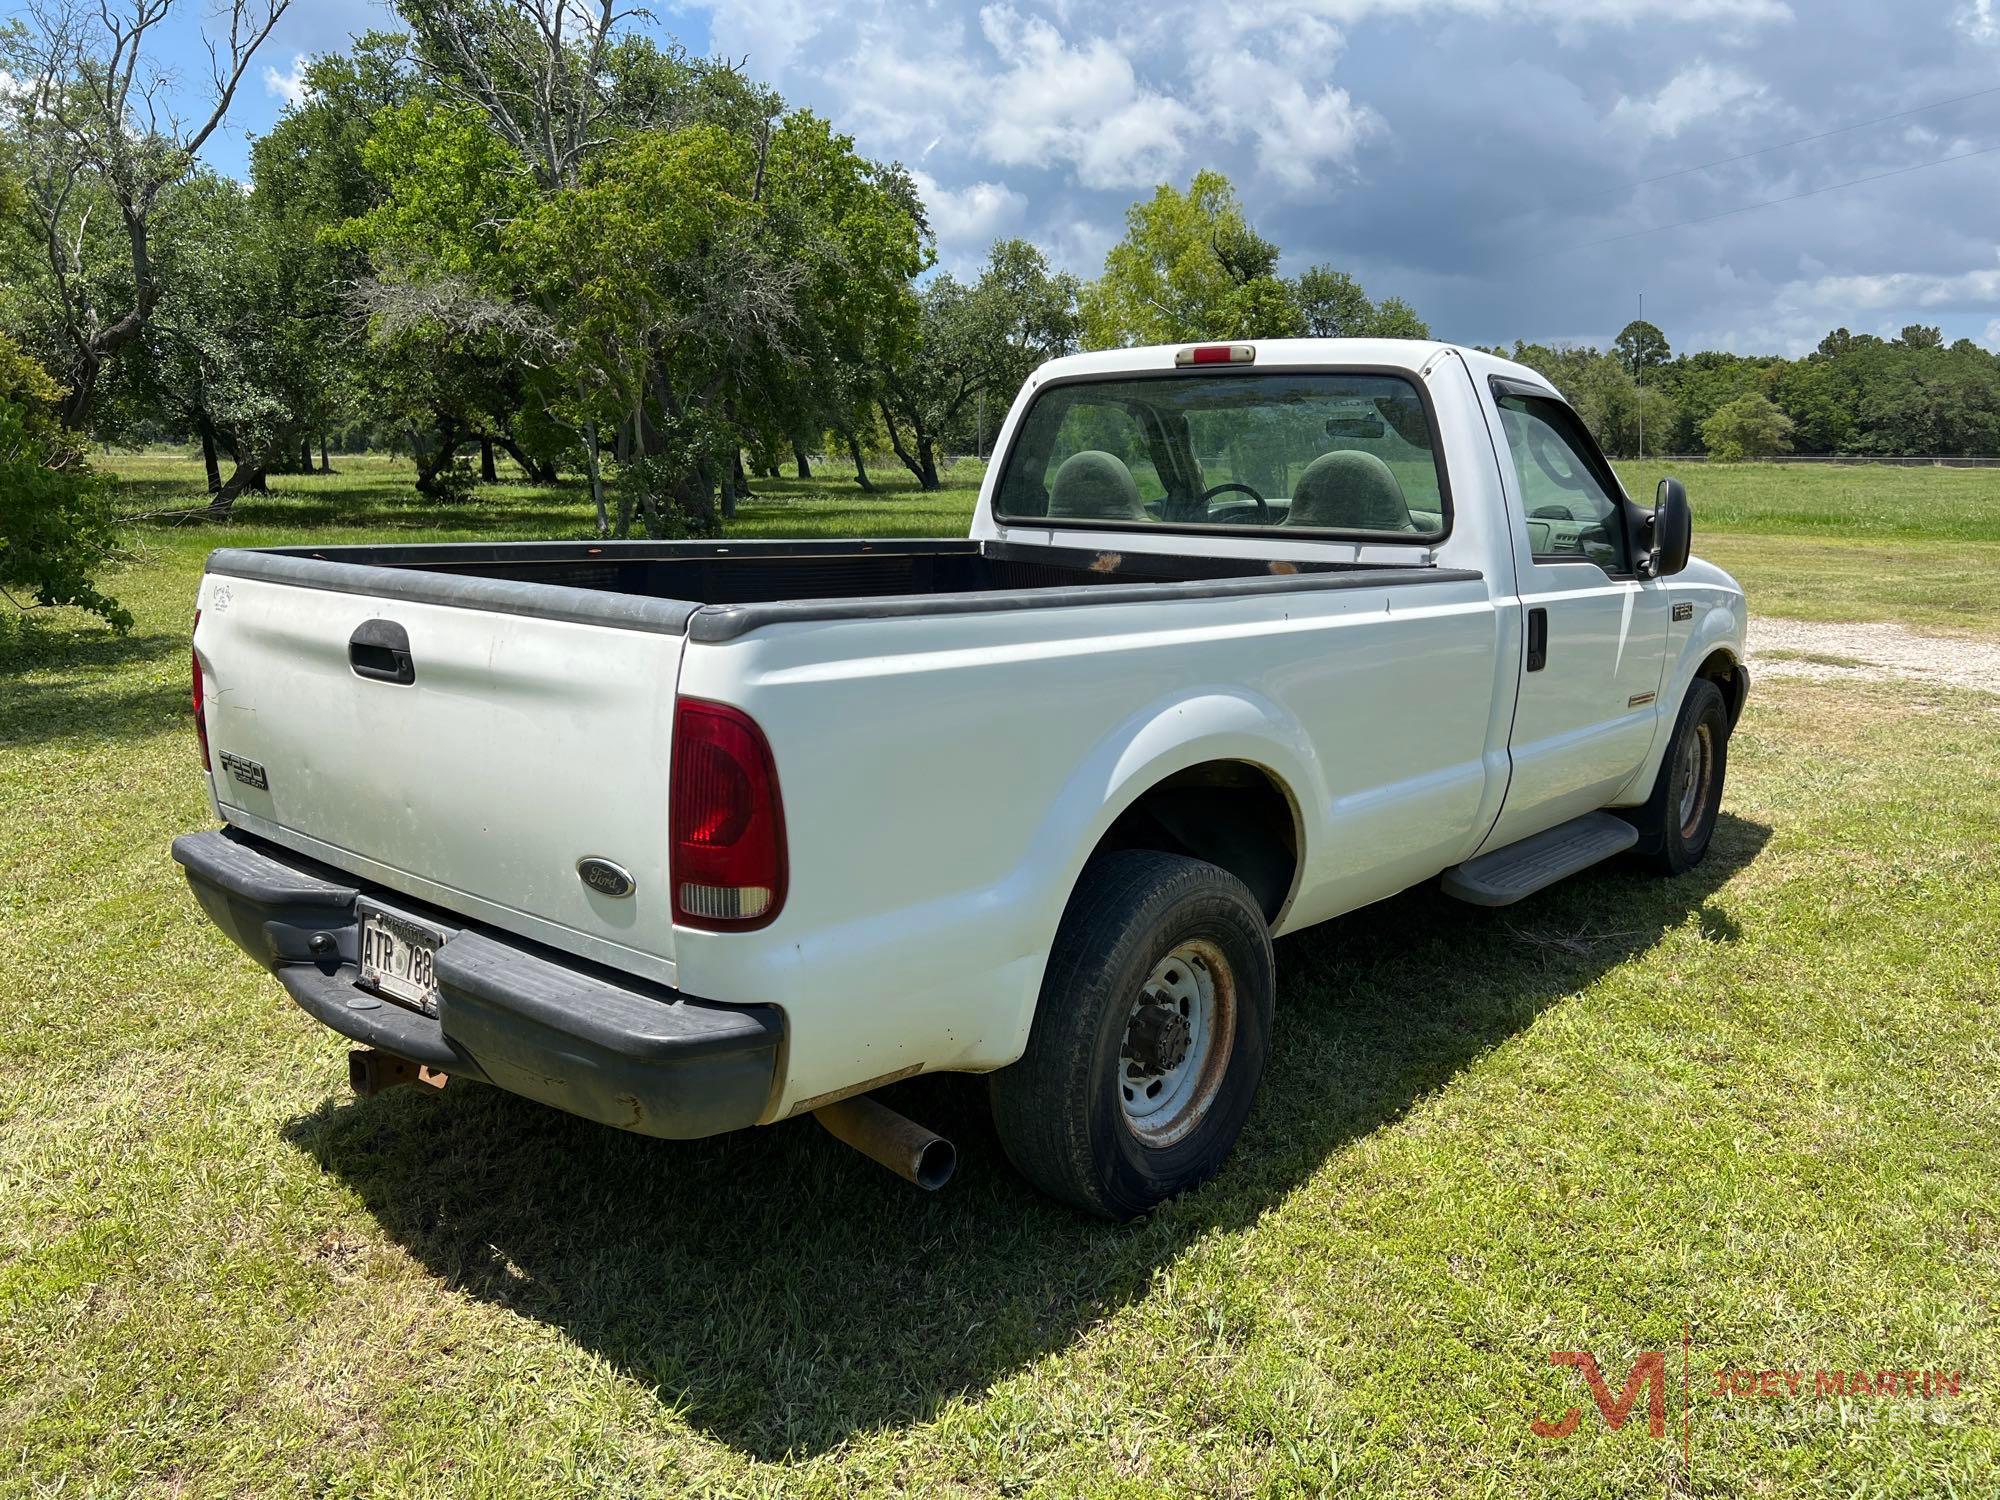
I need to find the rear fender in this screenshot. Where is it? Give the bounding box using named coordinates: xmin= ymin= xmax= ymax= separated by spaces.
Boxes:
xmin=989 ymin=687 xmax=1319 ymax=1055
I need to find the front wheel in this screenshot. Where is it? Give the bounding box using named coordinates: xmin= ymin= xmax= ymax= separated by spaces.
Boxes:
xmin=990 ymin=851 xmax=1274 ymax=1219
xmin=1624 ymin=676 xmax=1730 ymax=874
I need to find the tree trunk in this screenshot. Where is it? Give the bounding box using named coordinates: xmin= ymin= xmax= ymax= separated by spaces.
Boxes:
xmin=480 ymin=437 xmax=498 ymax=483
xmin=198 ymin=421 xmax=223 ymax=494
xmin=584 ymin=420 xmax=609 ymax=538
xmin=878 ymin=398 xmax=939 ymax=490
xmin=300 ymin=435 xmax=314 ymax=471
xmin=207 ymin=462 xmax=267 ymax=517
xmin=846 ymin=430 xmax=875 ymax=492
xmin=498 ymin=435 xmax=554 ymax=484
xmin=318 ymin=433 xmax=331 ymax=473
xmin=414 ymin=422 xmax=462 ymax=495
xmin=59 ymin=349 xmax=102 ymax=431
xmin=793 ymin=439 xmax=812 ymax=479
xmin=728 ymin=450 xmax=748 ymax=516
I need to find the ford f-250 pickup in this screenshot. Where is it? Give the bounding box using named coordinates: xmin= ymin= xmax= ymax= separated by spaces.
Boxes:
xmin=174 ymin=338 xmax=1748 ymax=1218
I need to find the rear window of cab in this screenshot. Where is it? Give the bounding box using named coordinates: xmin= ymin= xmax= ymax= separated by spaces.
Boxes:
xmin=993 ymin=371 xmax=1449 ymax=539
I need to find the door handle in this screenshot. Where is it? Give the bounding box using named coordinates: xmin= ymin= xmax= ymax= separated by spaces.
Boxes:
xmin=349 ymin=619 xmax=416 ymax=684
xmin=1526 ymin=607 xmax=1548 ymax=672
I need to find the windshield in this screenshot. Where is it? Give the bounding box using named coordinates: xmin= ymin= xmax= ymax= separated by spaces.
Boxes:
xmin=993 ymin=371 xmax=1448 ymax=538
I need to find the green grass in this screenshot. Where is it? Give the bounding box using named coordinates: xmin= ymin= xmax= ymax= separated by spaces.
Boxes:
xmin=2 ymin=453 xmax=1997 ymax=1495
xmin=1614 ymin=459 xmax=2000 ymax=543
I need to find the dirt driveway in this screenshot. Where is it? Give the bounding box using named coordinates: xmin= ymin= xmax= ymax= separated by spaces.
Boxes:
xmin=1749 ymin=617 xmax=2000 ymax=695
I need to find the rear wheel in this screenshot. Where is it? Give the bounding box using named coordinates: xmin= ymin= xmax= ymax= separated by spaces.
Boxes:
xmin=990 ymin=850 xmax=1274 ymax=1218
xmin=1625 ymin=676 xmax=1729 ymax=875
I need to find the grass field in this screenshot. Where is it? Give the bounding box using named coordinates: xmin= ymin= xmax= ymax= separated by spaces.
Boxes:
xmin=2 ymin=452 xmax=1997 ymax=1496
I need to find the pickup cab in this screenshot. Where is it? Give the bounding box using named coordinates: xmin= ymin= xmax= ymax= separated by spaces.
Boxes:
xmin=174 ymin=339 xmax=1749 ymax=1217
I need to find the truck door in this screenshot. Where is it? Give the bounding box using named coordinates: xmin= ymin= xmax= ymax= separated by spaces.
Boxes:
xmin=1479 ymin=382 xmax=1670 ymax=851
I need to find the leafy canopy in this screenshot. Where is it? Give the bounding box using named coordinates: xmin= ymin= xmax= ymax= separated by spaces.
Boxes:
xmin=0 ymin=336 xmax=127 ymax=630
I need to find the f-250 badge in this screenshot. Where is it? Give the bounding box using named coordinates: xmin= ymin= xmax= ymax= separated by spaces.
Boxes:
xmin=217 ymin=752 xmax=268 ymax=790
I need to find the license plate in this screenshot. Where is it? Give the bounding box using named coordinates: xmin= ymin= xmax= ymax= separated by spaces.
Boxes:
xmin=357 ymin=900 xmax=447 ymax=1014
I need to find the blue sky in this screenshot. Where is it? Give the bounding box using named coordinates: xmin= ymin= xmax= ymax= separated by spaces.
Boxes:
xmin=45 ymin=0 xmax=2000 ymax=357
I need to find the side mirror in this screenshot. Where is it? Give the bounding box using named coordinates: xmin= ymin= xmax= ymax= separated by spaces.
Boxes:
xmin=1651 ymin=476 xmax=1692 ymax=577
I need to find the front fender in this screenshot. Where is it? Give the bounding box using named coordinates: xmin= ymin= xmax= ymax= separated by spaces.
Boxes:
xmin=1616 ymin=564 xmax=1748 ymax=802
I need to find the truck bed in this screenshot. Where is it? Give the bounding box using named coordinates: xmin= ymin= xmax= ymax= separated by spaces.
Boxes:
xmin=206 ymin=538 xmax=1472 ymax=642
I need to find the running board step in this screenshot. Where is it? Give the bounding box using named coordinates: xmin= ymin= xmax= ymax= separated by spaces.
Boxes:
xmin=1441 ymin=812 xmax=1639 ymax=907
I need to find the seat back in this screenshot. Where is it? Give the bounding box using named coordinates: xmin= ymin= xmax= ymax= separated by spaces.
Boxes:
xmin=1047 ymin=450 xmax=1146 ymax=521
xmin=1282 ymin=450 xmax=1412 ymax=531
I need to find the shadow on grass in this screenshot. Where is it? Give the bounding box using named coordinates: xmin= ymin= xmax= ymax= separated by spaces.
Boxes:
xmin=283 ymin=812 xmax=1769 ymax=1461
xmin=123 ymin=485 xmax=595 ymax=538
xmin=0 ymin=624 xmax=189 ymax=748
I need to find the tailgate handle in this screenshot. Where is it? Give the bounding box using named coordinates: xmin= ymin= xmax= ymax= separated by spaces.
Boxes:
xmin=349 ymin=619 xmax=416 ymax=685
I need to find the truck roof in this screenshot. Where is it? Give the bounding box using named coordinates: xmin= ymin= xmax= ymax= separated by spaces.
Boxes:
xmin=1026 ymin=339 xmax=1561 ymax=396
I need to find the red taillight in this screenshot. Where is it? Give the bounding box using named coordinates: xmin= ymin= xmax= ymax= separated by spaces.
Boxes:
xmin=670 ymin=698 xmax=786 ymax=930
xmin=1177 ymin=343 xmax=1256 ymax=366
xmin=191 ymin=609 xmax=211 ymax=773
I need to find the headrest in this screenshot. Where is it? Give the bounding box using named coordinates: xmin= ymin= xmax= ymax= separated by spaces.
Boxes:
xmin=1283 ymin=450 xmax=1412 ymax=531
xmin=1048 ymin=450 xmax=1145 ymax=520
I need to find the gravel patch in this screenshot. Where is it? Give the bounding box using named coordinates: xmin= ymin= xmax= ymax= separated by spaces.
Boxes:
xmin=1749 ymin=617 xmax=2000 ymax=695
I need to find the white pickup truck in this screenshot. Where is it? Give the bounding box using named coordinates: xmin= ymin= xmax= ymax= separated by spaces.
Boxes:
xmin=175 ymin=338 xmax=1748 ymax=1217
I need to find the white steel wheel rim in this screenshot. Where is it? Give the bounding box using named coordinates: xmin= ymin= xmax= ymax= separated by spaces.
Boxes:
xmin=1118 ymin=939 xmax=1236 ymax=1148
xmin=1677 ymin=720 xmax=1714 ymax=838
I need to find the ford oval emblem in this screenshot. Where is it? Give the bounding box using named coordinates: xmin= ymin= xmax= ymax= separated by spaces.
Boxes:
xmin=577 ymin=857 xmax=635 ymax=898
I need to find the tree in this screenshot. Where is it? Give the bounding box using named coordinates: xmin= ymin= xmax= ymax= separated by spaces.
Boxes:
xmin=1082 ymin=171 xmax=1299 ymax=347
xmin=1221 ymin=276 xmax=1305 ymax=339
xmin=875 ymin=238 xmax=1078 ymax=489
xmin=3 ymin=0 xmax=291 ymax=428
xmin=1614 ymin=319 xmax=1670 ymax=377
xmin=1366 ymin=295 xmax=1430 ymax=340
xmin=1702 ymin=393 xmax=1793 ymax=461
xmin=0 ymin=334 xmax=126 ymax=630
xmin=400 ymin=0 xmax=624 ymax=193
xmin=129 ymin=172 xmax=295 ymax=509
xmin=245 ymin=36 xmax=418 ymax=476
xmin=1293 ymin=266 xmax=1371 ymax=338
xmin=360 ymin=6 xmax=921 ymax=531
xmin=1293 ymin=266 xmax=1431 ymax=340
xmin=1898 ymin=324 xmax=1944 ymax=350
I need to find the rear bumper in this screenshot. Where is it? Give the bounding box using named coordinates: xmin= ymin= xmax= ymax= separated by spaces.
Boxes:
xmin=171 ymin=828 xmax=783 ymax=1139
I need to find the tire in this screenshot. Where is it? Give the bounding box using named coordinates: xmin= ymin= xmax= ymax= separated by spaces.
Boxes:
xmin=989 ymin=850 xmax=1274 ymax=1219
xmin=1624 ymin=677 xmax=1730 ymax=875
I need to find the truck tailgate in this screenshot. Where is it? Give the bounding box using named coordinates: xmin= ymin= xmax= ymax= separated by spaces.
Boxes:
xmin=195 ymin=572 xmax=685 ymax=984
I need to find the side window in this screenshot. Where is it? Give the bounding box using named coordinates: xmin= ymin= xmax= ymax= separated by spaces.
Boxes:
xmin=1495 ymin=394 xmax=1630 ymax=573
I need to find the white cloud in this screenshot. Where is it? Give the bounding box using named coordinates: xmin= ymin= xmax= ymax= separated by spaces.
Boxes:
xmin=976 ymin=5 xmax=1201 ymax=189
xmin=1252 ymin=82 xmax=1380 ymax=190
xmin=686 ymin=0 xmax=2000 ymax=357
xmin=263 ymin=54 xmax=310 ymax=107
xmin=910 ymin=169 xmax=1027 ymax=246
xmin=1984 ymin=318 xmax=2000 ymax=349
xmin=1785 ymin=263 xmax=2000 ymax=312
xmin=1198 ymin=28 xmax=1383 ymax=194
xmin=1181 ymin=0 xmax=1792 ymax=29
xmin=1958 ymin=0 xmax=2000 ymax=43
xmin=1611 ymin=60 xmax=1766 ymax=138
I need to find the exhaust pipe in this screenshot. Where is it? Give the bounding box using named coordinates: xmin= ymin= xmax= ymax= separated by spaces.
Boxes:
xmin=814 ymin=1095 xmax=956 ymax=1191
xmin=348 ymin=1048 xmax=448 ymax=1099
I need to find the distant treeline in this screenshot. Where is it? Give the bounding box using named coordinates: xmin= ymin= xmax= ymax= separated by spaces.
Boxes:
xmin=1484 ymin=323 xmax=2000 ymax=462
